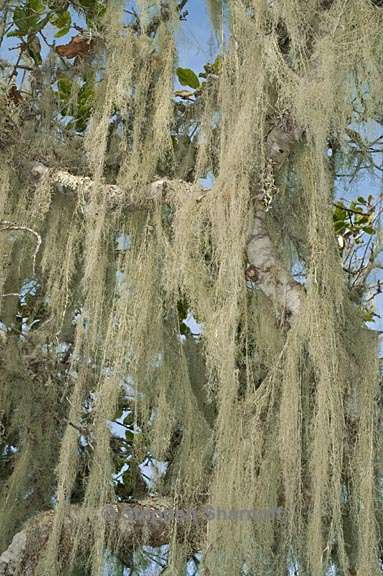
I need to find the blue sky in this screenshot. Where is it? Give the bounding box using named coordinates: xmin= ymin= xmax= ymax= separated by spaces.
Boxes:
xmin=176 ymin=0 xmax=218 ymax=71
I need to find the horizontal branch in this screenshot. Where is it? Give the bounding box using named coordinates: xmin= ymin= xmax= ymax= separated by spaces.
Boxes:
xmin=31 ymin=163 xmax=194 ymax=210
xmin=0 ymin=499 xmax=204 ymax=575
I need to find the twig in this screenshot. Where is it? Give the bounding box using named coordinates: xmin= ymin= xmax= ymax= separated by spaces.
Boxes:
xmin=7 ymin=49 xmax=22 ymax=85
xmin=39 ymin=29 xmax=53 ymax=49
xmin=332 ymin=202 xmax=365 ymax=216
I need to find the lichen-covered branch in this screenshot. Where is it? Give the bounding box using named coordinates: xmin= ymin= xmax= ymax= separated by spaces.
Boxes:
xmin=32 ymin=122 xmax=305 ymax=322
xmin=246 ymin=210 xmax=304 ymax=321
xmin=245 ymin=124 xmax=305 ymax=321
xmin=31 ymin=163 xmax=194 ymax=210
xmin=0 ymin=500 xmax=204 ymax=575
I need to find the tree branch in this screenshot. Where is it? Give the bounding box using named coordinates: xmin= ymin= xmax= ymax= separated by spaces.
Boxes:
xmin=32 ymin=123 xmax=305 ymax=322
xmin=246 ymin=124 xmax=305 ymax=321
xmin=0 ymin=500 xmax=204 ymax=575
xmin=31 ymin=162 xmax=193 ymax=210
xmin=246 ymin=212 xmax=304 ymax=321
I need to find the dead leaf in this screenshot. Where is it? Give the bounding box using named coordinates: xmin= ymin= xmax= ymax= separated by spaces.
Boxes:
xmin=56 ymin=35 xmax=94 ymax=59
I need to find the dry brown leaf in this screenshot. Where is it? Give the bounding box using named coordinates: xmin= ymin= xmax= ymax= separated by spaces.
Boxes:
xmin=55 ymin=35 xmax=94 ymax=59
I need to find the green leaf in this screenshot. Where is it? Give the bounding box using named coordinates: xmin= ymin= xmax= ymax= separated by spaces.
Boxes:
xmin=334 ymin=220 xmax=346 ymax=233
xmin=357 ymin=196 xmax=367 ymax=204
xmin=363 ymin=308 xmax=378 ymax=322
xmin=47 ymin=0 xmax=68 ymax=7
xmin=123 ymin=412 xmax=134 ymax=426
xmin=176 ymin=67 xmax=200 ymax=89
xmin=30 ymin=15 xmax=49 ymax=33
xmin=125 ymin=430 xmax=135 ymax=443
xmin=7 ymin=30 xmax=24 ymax=37
xmin=54 ymin=26 xmax=71 ymax=38
xmin=79 ymin=0 xmax=98 ymax=7
xmin=362 ymin=226 xmax=375 ymax=235
xmin=12 ymin=3 xmax=47 ymax=36
xmin=78 ymin=0 xmax=106 ymax=26
xmin=50 ymin=10 xmax=71 ymax=37
xmin=57 ymin=75 xmax=95 ymax=131
xmin=355 ymin=215 xmax=369 ymax=225
xmin=13 ymin=7 xmax=30 ymax=34
xmin=333 ymin=205 xmax=347 ymax=222
xmin=28 ymin=0 xmax=44 ymax=13
xmin=201 ymin=55 xmax=223 ymax=78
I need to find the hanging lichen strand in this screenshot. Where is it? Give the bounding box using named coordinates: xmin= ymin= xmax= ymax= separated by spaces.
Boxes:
xmin=0 ymin=0 xmax=381 ymax=574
